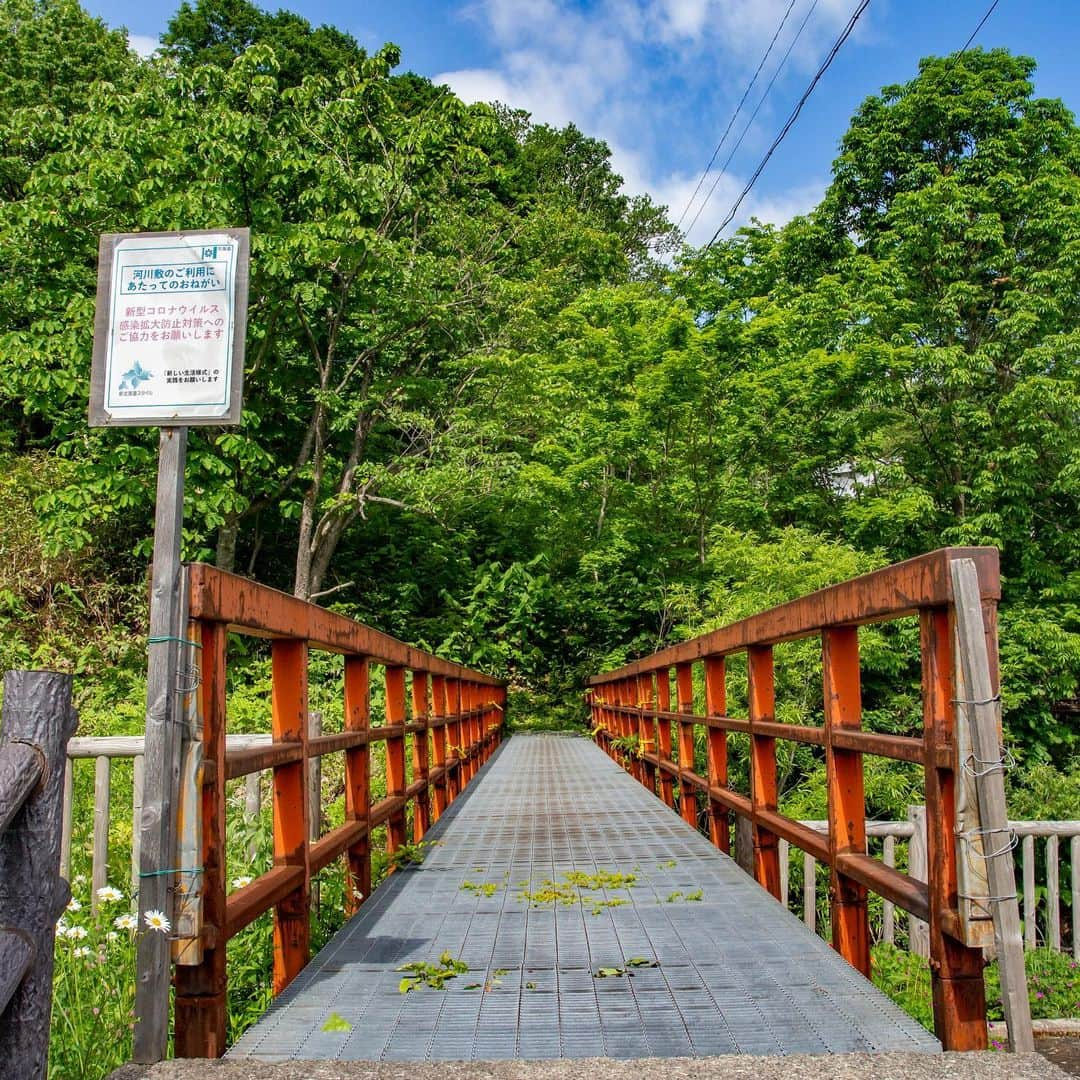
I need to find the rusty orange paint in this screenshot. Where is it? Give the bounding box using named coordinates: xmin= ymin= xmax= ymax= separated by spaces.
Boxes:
xmin=656 ymin=670 xmax=674 ymax=808
xmin=384 ymin=666 xmax=407 ymax=854
xmin=748 ymin=646 xmax=780 ymax=900
xmin=921 ymin=609 xmax=988 ymax=1050
xmin=270 ymin=638 xmax=310 ymax=994
xmin=823 ymin=627 xmax=870 ymax=978
xmin=412 ymin=672 xmax=431 ymax=841
xmin=703 ymin=656 xmax=729 ymax=854
xmin=343 ymin=656 xmax=370 ymax=915
xmin=431 ymin=674 xmax=448 ymax=819
xmin=675 ymin=663 xmax=696 ymax=830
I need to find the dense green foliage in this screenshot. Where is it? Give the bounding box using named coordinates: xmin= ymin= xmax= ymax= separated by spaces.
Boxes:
xmin=0 ymin=7 xmax=1078 ymax=1069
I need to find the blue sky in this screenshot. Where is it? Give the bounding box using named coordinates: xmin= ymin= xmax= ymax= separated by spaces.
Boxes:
xmin=86 ymin=0 xmax=1079 ymax=244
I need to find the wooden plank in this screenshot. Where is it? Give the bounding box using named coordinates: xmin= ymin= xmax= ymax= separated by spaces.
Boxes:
xmin=951 ymin=557 xmax=1032 ymax=1051
xmin=384 ymin=667 xmax=407 ymax=853
xmin=590 ymin=548 xmax=999 ymax=684
xmin=60 ymin=758 xmax=73 ymax=880
xmin=804 ymin=852 xmax=816 ymax=932
xmin=91 ymin=756 xmax=111 ymax=911
xmin=225 ymin=865 xmax=305 ymax=940
xmin=343 ymin=656 xmax=370 ymax=914
xmin=1047 ymin=836 xmax=1061 ymax=952
xmin=270 ymin=639 xmax=310 ymax=995
xmin=310 ymin=820 xmax=368 ymax=877
xmin=430 ymin=675 xmax=448 ymax=820
xmin=225 ymin=742 xmax=303 ymax=780
xmin=1073 ymin=836 xmax=1080 ymax=962
xmin=1023 ymin=834 xmax=1036 ymax=949
xmin=188 ymin=564 xmax=502 ymax=685
xmin=920 ymin=606 xmax=987 ymax=1051
xmin=656 ymin=670 xmax=674 ymax=809
xmin=749 ymin=646 xmax=780 ymax=900
xmin=824 ymin=626 xmax=869 ymax=978
xmin=676 ymin=663 xmax=696 ymax=830
xmin=174 ymin=620 xmax=228 ymax=1057
xmin=704 ymin=656 xmax=728 ymax=853
xmin=638 ymin=673 xmax=656 ymax=796
xmin=883 ymin=835 xmax=896 ymax=944
xmin=134 ymin=427 xmax=189 ymax=1065
xmin=907 ymin=804 xmax=930 ymax=956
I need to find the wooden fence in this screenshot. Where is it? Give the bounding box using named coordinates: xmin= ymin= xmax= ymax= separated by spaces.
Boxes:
xmin=587 ymin=546 xmax=1012 ymax=1051
xmin=153 ymin=564 xmax=506 ymax=1058
xmin=0 ymin=671 xmax=77 ymax=1080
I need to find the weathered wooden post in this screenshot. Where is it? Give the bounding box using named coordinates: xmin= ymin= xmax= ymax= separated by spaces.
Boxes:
xmin=0 ymin=670 xmax=78 ymax=1080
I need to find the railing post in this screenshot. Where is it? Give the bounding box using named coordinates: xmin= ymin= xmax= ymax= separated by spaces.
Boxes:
xmin=676 ymin=662 xmax=696 ymax=830
xmin=704 ymin=656 xmax=729 ymax=853
xmin=344 ymin=656 xmax=370 ymax=914
xmin=656 ymin=670 xmax=674 ymax=808
xmin=412 ymin=672 xmax=431 ymax=841
xmin=638 ymin=673 xmax=656 ymax=795
xmin=430 ymin=674 xmax=448 ymax=821
xmin=0 ymin=670 xmax=77 ymax=1080
xmin=384 ymin=667 xmax=407 ymax=853
xmin=447 ymin=678 xmax=462 ymax=803
xmin=271 ymin=639 xmax=310 ymax=994
xmin=749 ymin=645 xmax=781 ymax=899
xmin=174 ymin=621 xmax=228 ymax=1057
xmin=823 ymin=626 xmax=870 ymax=977
xmin=920 ymin=608 xmax=987 ymax=1050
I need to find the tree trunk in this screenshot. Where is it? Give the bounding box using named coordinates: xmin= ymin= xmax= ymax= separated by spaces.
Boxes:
xmin=215 ymin=515 xmax=239 ymax=573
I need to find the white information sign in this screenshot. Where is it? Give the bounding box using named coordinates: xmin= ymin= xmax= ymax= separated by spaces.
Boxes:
xmin=90 ymin=229 xmax=249 ymax=427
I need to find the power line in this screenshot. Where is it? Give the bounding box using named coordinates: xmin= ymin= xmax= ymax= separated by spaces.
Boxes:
xmin=704 ymin=0 xmax=872 ymax=247
xmin=684 ymin=0 xmax=822 ymax=239
xmin=958 ymin=0 xmax=1002 ymax=55
xmin=675 ymin=0 xmax=800 ymax=231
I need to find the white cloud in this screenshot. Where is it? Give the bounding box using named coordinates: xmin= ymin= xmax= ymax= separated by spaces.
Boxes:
xmin=127 ymin=33 xmax=159 ymax=59
xmin=439 ymin=0 xmax=875 ymax=243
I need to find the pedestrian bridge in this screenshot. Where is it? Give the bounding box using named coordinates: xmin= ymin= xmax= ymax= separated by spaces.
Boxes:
xmin=229 ymin=733 xmax=937 ymax=1061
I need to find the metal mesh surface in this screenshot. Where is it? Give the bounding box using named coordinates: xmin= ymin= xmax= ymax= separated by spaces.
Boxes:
xmin=228 ymin=734 xmax=941 ymax=1062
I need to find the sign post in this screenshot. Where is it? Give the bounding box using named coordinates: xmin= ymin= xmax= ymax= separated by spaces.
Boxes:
xmin=90 ymin=228 xmax=249 ymax=1062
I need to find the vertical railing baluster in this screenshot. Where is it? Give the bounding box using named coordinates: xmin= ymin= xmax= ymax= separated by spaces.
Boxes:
xmin=1047 ymin=835 xmax=1060 ymax=951
xmin=1023 ymin=834 xmax=1036 ymax=949
xmin=883 ymin=835 xmax=896 ymax=945
xmin=344 ymin=656 xmax=370 ymax=914
xmin=430 ymin=675 xmax=448 ymax=821
xmin=824 ymin=626 xmax=869 ymax=976
xmin=748 ymin=646 xmax=780 ymax=900
xmin=779 ymin=839 xmax=789 ymax=905
xmin=676 ymin=662 xmax=696 ymax=830
xmin=638 ymin=672 xmax=656 ymax=795
xmin=270 ymin=638 xmax=310 ymax=994
xmin=704 ymin=656 xmax=728 ymax=853
xmin=91 ymin=755 xmax=110 ymax=909
xmin=803 ymin=852 xmax=816 ymax=932
xmin=132 ymin=754 xmax=144 ymax=900
xmin=412 ymin=672 xmax=431 ymax=841
xmin=1072 ymin=835 xmax=1080 ymax=962
xmin=656 ymin=669 xmax=674 ymax=808
xmin=384 ymin=667 xmax=407 ymax=854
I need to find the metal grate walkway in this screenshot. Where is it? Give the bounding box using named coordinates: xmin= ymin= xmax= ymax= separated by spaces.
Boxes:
xmin=228 ymin=733 xmax=940 ymax=1062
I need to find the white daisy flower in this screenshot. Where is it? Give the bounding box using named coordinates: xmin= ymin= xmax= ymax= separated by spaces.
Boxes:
xmin=72 ymin=946 xmax=92 ymax=959
xmin=66 ymin=897 xmax=82 ymax=912
xmin=143 ymin=909 xmax=171 ymax=934
xmin=231 ymin=875 xmax=253 ymax=890
xmin=106 ymin=931 xmax=119 ymax=943
xmin=56 ymin=918 xmax=68 ymax=933
xmin=114 ymin=913 xmax=138 ymax=931
xmin=64 ymin=926 xmax=89 ymax=941
xmin=96 ymin=885 xmax=123 ymax=903
xmin=74 ymin=874 xmax=87 ymax=886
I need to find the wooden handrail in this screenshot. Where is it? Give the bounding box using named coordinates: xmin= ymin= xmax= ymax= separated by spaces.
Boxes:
xmin=171 ymin=566 xmax=507 ymax=1058
xmin=586 ymin=546 xmax=1001 ymax=1052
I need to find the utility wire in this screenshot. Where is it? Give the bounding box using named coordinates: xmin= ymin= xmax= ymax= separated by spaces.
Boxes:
xmin=675 ymin=0 xmax=800 ymax=231
xmin=684 ymin=0 xmax=822 ymax=239
xmin=704 ymin=0 xmax=872 ymax=248
xmin=957 ymin=0 xmax=1002 ymax=55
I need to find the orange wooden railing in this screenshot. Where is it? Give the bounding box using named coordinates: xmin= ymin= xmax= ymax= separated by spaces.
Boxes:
xmin=586 ymin=546 xmax=1000 ymax=1051
xmin=173 ymin=564 xmax=506 ymax=1057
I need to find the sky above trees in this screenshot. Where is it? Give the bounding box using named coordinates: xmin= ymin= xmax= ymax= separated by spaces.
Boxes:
xmin=83 ymin=1 xmax=1080 ymax=244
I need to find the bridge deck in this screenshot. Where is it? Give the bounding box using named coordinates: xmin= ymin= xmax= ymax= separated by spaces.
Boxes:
xmin=229 ymin=734 xmax=940 ymax=1062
